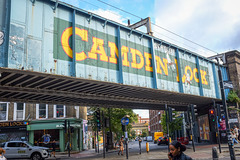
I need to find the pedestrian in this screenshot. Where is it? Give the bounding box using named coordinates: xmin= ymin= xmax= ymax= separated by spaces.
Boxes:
xmin=118 ymin=136 xmax=124 ymax=156
xmin=168 ymin=141 xmax=192 ymax=160
xmin=233 ymin=125 xmax=239 ymax=141
xmin=0 ymin=148 xmax=6 ymax=160
xmin=51 ymin=140 xmax=56 ymax=158
xmin=231 ymin=128 xmax=238 ymax=144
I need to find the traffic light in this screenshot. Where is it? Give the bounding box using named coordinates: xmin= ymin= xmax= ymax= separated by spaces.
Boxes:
xmin=190 ymin=105 xmax=198 ymax=122
xmin=168 ymin=107 xmax=175 ymax=122
xmin=96 ymin=108 xmax=101 ymax=131
xmin=63 ymin=120 xmax=67 ymax=133
xmin=216 ymin=104 xmax=225 ymax=122
xmin=209 ymin=109 xmax=215 ymax=122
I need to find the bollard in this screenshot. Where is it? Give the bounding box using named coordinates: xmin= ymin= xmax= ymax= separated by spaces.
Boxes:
xmin=146 ymin=142 xmax=149 ymax=153
xmin=212 ymin=146 xmax=219 ymax=160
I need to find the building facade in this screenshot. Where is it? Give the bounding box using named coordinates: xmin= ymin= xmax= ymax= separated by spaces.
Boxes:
xmin=132 ymin=114 xmax=149 ymax=136
xmin=149 ymin=110 xmax=164 ymax=137
xmin=0 ymin=102 xmax=87 ymax=152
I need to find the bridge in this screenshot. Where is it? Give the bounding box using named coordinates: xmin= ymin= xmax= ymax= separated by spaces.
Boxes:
xmin=0 ymin=0 xmax=229 ymax=110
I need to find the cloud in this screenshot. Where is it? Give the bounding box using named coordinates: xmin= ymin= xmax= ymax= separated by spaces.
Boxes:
xmin=133 ymin=109 xmax=149 ymax=118
xmin=88 ymin=9 xmax=128 ymax=25
xmin=153 ymin=0 xmax=240 ymax=56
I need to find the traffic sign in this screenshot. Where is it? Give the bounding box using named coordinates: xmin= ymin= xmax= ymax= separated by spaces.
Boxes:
xmin=223 ymin=81 xmax=233 ymax=89
xmin=121 ymin=117 xmax=129 ymax=125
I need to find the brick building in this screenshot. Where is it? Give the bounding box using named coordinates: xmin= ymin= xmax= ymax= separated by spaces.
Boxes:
xmin=149 ymin=110 xmax=164 ymax=137
xmin=0 ymin=102 xmax=87 ymax=152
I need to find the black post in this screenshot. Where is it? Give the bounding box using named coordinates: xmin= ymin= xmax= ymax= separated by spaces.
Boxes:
xmin=189 ymin=105 xmax=195 ymax=152
xmin=102 ymin=111 xmax=105 ymax=159
xmin=216 ymin=58 xmax=235 ymax=160
xmin=139 ymin=139 xmax=142 ymax=154
xmin=165 ymin=104 xmax=170 ymax=152
xmin=108 ymin=108 xmax=113 ymax=149
xmin=97 ymin=130 xmax=99 ymax=153
xmin=68 ymin=120 xmax=70 ymax=157
xmin=95 ymin=131 xmax=97 ymax=153
xmin=215 ymin=102 xmax=222 ymax=153
xmin=125 ymin=131 xmax=129 ymax=159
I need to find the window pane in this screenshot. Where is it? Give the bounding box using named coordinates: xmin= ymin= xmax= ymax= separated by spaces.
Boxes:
xmin=0 ymin=103 xmax=7 ymax=120
xmin=39 ymin=110 xmax=46 ymax=118
xmin=56 ymin=105 xmax=64 ymax=117
xmin=39 ymin=104 xmax=46 ymax=109
xmin=17 ymin=111 xmax=23 ymax=119
xmin=0 ymin=104 xmax=7 ymax=111
xmin=17 ymin=103 xmax=24 ymax=110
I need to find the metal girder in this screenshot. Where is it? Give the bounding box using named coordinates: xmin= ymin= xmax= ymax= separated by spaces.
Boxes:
xmin=0 ymin=67 xmax=221 ymax=110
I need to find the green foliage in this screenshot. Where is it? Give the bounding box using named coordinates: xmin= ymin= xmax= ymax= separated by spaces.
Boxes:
xmin=227 ymin=90 xmax=240 ymax=104
xmin=141 ymin=129 xmax=148 ymax=137
xmin=88 ymin=107 xmax=138 ymax=140
xmin=160 ymin=111 xmax=183 ymax=137
xmin=129 ymin=130 xmax=136 ymax=139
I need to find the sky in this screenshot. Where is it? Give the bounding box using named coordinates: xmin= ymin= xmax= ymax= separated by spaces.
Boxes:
xmin=60 ymin=0 xmax=240 ymax=118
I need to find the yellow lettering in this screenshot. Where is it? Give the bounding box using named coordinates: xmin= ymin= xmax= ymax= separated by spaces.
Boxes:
xmin=61 ymin=27 xmax=88 ymax=61
xmin=130 ymin=48 xmax=144 ymax=69
xmin=108 ymin=41 xmax=118 ymax=64
xmin=155 ymin=56 xmax=168 ymax=75
xmin=144 ymin=52 xmax=153 ymax=72
xmin=121 ymin=46 xmax=130 ymax=67
xmin=88 ymin=37 xmax=108 ymax=62
xmin=201 ymin=70 xmax=208 ymax=85
xmin=193 ymin=68 xmax=199 ymax=83
xmin=175 ymin=59 xmax=179 ymax=82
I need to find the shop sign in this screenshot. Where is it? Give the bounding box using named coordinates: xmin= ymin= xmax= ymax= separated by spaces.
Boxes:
xmin=56 ymin=124 xmax=81 ymax=128
xmin=42 ymin=134 xmax=51 ymax=144
xmin=0 ymin=121 xmax=28 ymax=128
xmin=229 ymin=118 xmax=238 ymax=123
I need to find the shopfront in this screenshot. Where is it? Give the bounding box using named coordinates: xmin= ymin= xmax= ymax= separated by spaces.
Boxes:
xmin=27 ymin=119 xmax=83 ymax=152
xmin=0 ymin=121 xmax=28 ymax=143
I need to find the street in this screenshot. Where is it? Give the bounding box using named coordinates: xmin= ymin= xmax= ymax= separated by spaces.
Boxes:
xmin=46 ymin=141 xmax=240 ymax=160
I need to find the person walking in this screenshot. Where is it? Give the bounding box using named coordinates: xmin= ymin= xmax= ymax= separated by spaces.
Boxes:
xmin=168 ymin=141 xmax=192 ymax=160
xmin=118 ymin=136 xmax=124 ymax=156
xmin=231 ymin=128 xmax=238 ymax=145
xmin=51 ymin=140 xmax=56 ymax=158
xmin=233 ymin=125 xmax=239 ymax=141
xmin=0 ymin=148 xmax=6 ymax=160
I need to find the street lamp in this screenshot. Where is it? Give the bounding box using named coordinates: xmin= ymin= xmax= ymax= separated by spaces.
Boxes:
xmin=216 ymin=57 xmax=236 ymax=160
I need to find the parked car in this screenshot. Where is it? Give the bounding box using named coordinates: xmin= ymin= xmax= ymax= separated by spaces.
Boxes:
xmin=1 ymin=141 xmax=49 ymax=160
xmin=147 ymin=136 xmax=153 ymax=142
xmin=143 ymin=137 xmax=147 ymax=141
xmin=157 ymin=137 xmax=169 ymax=145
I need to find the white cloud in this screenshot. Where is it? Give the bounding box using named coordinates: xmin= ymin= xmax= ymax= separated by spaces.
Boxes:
xmin=133 ymin=109 xmax=149 ymax=118
xmin=88 ymin=9 xmax=128 ymax=25
xmin=153 ymin=0 xmax=240 ymax=56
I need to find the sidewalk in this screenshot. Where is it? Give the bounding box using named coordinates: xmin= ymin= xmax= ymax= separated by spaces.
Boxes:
xmin=46 ymin=143 xmax=240 ymax=160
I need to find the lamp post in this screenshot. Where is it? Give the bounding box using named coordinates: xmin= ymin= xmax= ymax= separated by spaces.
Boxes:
xmin=216 ymin=58 xmax=235 ymax=160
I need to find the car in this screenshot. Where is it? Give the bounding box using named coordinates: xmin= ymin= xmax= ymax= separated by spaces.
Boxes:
xmin=157 ymin=137 xmax=169 ymax=145
xmin=1 ymin=141 xmax=49 ymax=160
xmin=147 ymin=136 xmax=153 ymax=142
xmin=143 ymin=137 xmax=147 ymax=141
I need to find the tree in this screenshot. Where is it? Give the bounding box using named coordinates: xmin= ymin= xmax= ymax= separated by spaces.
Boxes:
xmin=88 ymin=107 xmax=138 ymax=140
xmin=130 ymin=130 xmax=136 ymax=139
xmin=160 ymin=111 xmax=183 ymax=137
xmin=141 ymin=130 xmax=148 ymax=137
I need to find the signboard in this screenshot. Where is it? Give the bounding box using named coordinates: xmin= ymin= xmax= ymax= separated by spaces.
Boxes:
xmin=229 ymin=118 xmax=238 ymax=123
xmin=121 ymin=117 xmax=129 ymax=125
xmin=223 ymin=81 xmax=233 ymax=89
xmin=0 ymin=121 xmax=28 ymax=128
